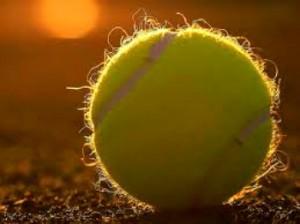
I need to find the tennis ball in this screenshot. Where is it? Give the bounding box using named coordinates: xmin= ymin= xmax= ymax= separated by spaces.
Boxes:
xmin=88 ymin=25 xmax=279 ymax=210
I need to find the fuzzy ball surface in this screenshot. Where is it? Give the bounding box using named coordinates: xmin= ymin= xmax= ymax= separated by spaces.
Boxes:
xmin=89 ymin=27 xmax=276 ymax=210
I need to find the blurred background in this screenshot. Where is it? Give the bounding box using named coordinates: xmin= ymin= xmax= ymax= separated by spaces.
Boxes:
xmin=0 ymin=0 xmax=299 ymax=214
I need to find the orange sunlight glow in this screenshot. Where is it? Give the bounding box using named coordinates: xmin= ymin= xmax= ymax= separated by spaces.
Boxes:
xmin=37 ymin=0 xmax=100 ymax=39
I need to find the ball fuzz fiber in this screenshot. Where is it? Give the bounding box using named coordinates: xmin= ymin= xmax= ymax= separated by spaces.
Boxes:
xmin=87 ymin=23 xmax=279 ymax=210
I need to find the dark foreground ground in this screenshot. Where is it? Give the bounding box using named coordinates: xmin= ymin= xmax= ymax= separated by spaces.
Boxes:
xmin=0 ymin=105 xmax=300 ymax=224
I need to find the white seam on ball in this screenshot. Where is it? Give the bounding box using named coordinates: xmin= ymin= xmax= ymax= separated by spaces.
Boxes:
xmin=235 ymin=109 xmax=270 ymax=145
xmin=97 ymin=32 xmax=176 ymax=124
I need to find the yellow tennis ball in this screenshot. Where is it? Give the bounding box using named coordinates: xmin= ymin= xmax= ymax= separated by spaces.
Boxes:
xmin=88 ymin=25 xmax=279 ymax=210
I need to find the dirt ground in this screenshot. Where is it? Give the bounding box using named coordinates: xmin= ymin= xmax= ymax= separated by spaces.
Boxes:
xmin=0 ymin=105 xmax=300 ymax=223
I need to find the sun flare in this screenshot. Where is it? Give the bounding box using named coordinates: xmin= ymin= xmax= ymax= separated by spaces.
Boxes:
xmin=36 ymin=0 xmax=100 ymax=39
